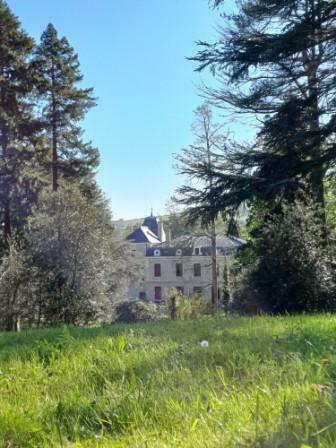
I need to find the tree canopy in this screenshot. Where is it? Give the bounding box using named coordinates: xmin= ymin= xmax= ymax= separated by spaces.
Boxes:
xmin=190 ymin=0 xmax=336 ymax=216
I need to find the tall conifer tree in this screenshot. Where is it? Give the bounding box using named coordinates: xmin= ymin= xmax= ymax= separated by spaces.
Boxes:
xmin=0 ymin=1 xmax=36 ymax=242
xmin=191 ymin=0 xmax=336 ymax=218
xmin=33 ymin=24 xmax=99 ymax=191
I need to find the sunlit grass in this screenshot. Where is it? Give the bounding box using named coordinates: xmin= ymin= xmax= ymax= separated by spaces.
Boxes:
xmin=1 ymin=315 xmax=336 ymax=447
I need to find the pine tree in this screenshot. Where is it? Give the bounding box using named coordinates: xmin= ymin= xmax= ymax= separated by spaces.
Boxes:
xmin=0 ymin=1 xmax=37 ymax=242
xmin=191 ymin=0 xmax=336 ymax=219
xmin=33 ymin=23 xmax=99 ymax=191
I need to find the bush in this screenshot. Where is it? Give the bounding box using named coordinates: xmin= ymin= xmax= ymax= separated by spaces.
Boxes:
xmin=112 ymin=299 xmax=160 ymax=323
xmin=233 ymin=201 xmax=336 ymax=314
xmin=165 ymin=289 xmax=212 ymax=320
xmin=230 ymin=276 xmax=269 ymax=315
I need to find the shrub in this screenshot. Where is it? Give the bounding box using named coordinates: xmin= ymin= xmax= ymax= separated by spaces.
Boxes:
xmin=165 ymin=289 xmax=212 ymax=320
xmin=230 ymin=276 xmax=269 ymax=315
xmin=112 ymin=299 xmax=160 ymax=323
xmin=233 ymin=201 xmax=336 ymax=314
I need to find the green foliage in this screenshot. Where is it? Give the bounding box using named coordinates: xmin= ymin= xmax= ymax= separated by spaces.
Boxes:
xmin=0 ymin=183 xmax=139 ymax=330
xmin=0 ymin=239 xmax=35 ymax=331
xmin=191 ymin=0 xmax=336 ymax=212
xmin=112 ymin=299 xmax=160 ymax=324
xmin=165 ymin=289 xmax=213 ymax=320
xmin=174 ymin=104 xmax=228 ymax=226
xmin=25 ymin=183 xmax=137 ymax=325
xmin=222 ymin=261 xmax=231 ymax=308
xmin=33 ymin=23 xmax=99 ymax=190
xmin=0 ymin=0 xmax=40 ymax=240
xmin=0 ymin=3 xmax=136 ymax=330
xmin=184 ymin=0 xmax=336 ymax=316
xmin=163 ymin=202 xmax=200 ymax=239
xmin=325 ymin=175 xmax=336 ymax=239
xmin=2 ymin=316 xmax=336 ymax=446
xmin=236 ymin=201 xmax=336 ymax=314
xmin=164 ymin=203 xmax=237 ymax=239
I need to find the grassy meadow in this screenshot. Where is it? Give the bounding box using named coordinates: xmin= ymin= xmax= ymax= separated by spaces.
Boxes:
xmin=1 ymin=315 xmax=336 ymax=447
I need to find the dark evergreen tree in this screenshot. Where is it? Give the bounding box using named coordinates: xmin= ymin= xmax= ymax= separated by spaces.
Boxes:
xmin=247 ymin=200 xmax=335 ymax=312
xmin=0 ymin=1 xmax=38 ymax=242
xmin=33 ymin=23 xmax=99 ymax=191
xmin=185 ymin=0 xmax=336 ymax=312
xmin=190 ymin=0 xmax=336 ymax=217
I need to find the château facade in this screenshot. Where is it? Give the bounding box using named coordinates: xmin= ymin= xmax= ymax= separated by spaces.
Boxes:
xmin=127 ymin=213 xmax=246 ymax=303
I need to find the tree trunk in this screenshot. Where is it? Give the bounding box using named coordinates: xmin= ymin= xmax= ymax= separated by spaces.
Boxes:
xmin=1 ymin=81 xmax=11 ymax=242
xmin=171 ymin=296 xmax=177 ymax=320
xmin=2 ymin=162 xmax=11 ymax=242
xmin=14 ymin=317 xmax=20 ymax=332
xmin=51 ymin=98 xmax=58 ymax=191
xmin=5 ymin=316 xmax=14 ymax=332
xmin=4 ymin=199 xmax=11 ymax=241
xmin=307 ymin=71 xmax=325 ymax=212
xmin=5 ymin=315 xmax=20 ymax=332
xmin=51 ymin=62 xmax=58 ymax=191
xmin=211 ymin=221 xmax=219 ymax=311
xmin=222 ymin=261 xmax=230 ymax=311
xmin=306 ymin=0 xmax=327 ymax=238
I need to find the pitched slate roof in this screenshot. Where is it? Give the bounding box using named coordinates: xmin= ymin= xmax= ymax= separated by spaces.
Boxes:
xmin=146 ymin=235 xmax=247 ymax=256
xmin=143 ymin=215 xmax=159 ymax=236
xmin=192 ymin=235 xmax=246 ymax=251
xmin=127 ymin=225 xmax=161 ymax=244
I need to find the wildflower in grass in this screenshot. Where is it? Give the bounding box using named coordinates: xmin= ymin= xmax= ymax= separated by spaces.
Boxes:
xmin=310 ymin=384 xmax=330 ymax=395
xmin=320 ymin=358 xmax=330 ymax=364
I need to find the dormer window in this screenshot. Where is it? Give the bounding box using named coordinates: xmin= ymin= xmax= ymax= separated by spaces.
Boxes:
xmin=194 ymin=247 xmax=201 ymax=255
xmin=154 ymin=249 xmax=160 ymax=256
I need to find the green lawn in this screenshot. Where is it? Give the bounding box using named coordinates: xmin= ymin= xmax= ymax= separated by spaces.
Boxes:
xmin=1 ymin=315 xmax=336 ymax=447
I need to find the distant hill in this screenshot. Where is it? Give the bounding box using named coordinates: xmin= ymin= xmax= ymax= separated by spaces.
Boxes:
xmin=112 ymin=215 xmax=168 ymax=233
xmin=113 ymin=210 xmax=248 ymax=238
xmin=112 ymin=218 xmax=142 ymax=231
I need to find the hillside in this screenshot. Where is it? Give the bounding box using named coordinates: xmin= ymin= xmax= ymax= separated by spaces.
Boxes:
xmin=1 ymin=315 xmax=336 ymax=447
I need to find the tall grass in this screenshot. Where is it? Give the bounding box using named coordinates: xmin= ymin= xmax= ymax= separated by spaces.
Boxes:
xmin=1 ymin=315 xmax=336 ymax=447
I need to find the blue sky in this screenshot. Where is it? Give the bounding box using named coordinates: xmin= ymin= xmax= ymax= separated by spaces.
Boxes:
xmin=8 ymin=0 xmax=232 ymax=219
